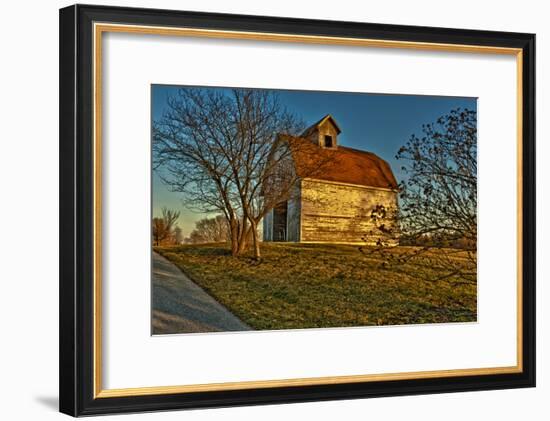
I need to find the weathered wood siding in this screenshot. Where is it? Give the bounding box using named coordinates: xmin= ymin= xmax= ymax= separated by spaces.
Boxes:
xmin=300 ymin=179 xmax=398 ymax=245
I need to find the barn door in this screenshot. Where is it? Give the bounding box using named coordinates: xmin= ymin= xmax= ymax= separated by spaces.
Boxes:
xmin=272 ymin=201 xmax=288 ymax=241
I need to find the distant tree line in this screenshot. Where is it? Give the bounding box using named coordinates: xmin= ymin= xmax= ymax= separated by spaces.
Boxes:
xmin=152 ymin=212 xmax=246 ymax=246
xmin=187 ymin=215 xmax=230 ymax=244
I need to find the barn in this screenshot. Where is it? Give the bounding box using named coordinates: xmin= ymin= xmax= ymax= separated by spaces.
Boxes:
xmin=262 ymin=114 xmax=399 ymax=245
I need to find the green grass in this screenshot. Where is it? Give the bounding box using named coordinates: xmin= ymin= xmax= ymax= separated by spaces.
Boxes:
xmin=155 ymin=243 xmax=476 ymax=330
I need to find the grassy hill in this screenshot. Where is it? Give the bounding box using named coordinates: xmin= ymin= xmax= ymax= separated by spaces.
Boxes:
xmin=155 ymin=243 xmax=476 ymax=330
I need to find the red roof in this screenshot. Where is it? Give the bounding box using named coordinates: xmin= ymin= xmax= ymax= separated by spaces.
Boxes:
xmin=287 ymin=136 xmax=398 ymax=190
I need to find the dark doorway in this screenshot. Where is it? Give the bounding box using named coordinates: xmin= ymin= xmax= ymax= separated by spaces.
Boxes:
xmin=272 ymin=201 xmax=288 ymax=241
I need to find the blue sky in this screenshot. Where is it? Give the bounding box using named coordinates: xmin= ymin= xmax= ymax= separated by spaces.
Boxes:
xmin=152 ymin=85 xmax=476 ymax=237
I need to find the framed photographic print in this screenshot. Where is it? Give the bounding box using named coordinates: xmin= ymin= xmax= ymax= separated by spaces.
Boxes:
xmin=59 ymin=4 xmax=535 ymax=417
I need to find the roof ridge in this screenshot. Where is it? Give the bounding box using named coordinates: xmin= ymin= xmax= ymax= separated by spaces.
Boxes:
xmin=338 ymin=145 xmax=375 ymax=155
xmin=339 ymin=145 xmax=393 ymax=166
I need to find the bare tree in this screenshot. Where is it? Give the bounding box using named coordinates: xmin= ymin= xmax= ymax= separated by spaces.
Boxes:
xmin=188 ymin=215 xmax=230 ymax=244
xmin=152 ymin=218 xmax=166 ymax=246
xmin=152 ymin=207 xmax=181 ymax=246
xmin=365 ymin=108 xmax=477 ymax=282
xmin=153 ymin=88 xmax=329 ymax=258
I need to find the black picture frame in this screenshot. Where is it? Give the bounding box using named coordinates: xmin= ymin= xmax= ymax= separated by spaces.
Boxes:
xmin=59 ymin=4 xmax=536 ymax=417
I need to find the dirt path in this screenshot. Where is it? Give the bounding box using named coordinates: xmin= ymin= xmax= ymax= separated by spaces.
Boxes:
xmin=152 ymin=252 xmax=250 ymax=334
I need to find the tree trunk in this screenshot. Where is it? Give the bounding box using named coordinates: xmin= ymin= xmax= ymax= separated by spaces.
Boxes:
xmin=229 ymin=217 xmax=240 ymax=256
xmin=250 ymin=220 xmax=261 ymax=260
xmin=237 ymin=218 xmax=250 ymax=254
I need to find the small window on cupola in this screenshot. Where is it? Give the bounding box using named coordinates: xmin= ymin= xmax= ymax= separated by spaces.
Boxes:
xmin=324 ymin=135 xmax=333 ymax=148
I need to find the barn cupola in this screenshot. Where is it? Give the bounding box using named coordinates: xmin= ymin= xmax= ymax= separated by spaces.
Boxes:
xmin=301 ymin=114 xmax=341 ymax=149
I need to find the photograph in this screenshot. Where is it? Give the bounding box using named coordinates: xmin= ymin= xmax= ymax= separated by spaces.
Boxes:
xmin=151 ymin=85 xmax=478 ymax=335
